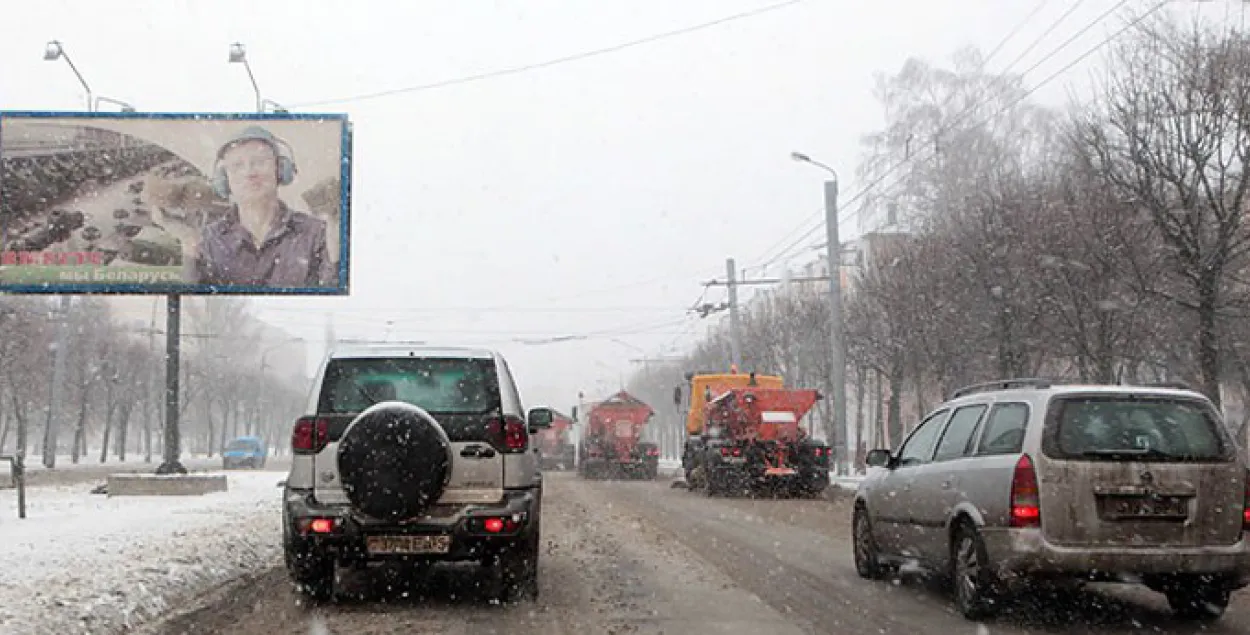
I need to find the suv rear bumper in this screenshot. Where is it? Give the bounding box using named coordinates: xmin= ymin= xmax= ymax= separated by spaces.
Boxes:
xmin=984 ymin=527 xmax=1250 ymax=587
xmin=283 ymin=487 xmax=539 ymax=567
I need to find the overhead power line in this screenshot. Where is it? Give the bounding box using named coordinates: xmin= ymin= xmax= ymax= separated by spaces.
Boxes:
xmin=289 ymin=0 xmax=810 ymax=108
xmin=749 ymin=0 xmax=1053 ymax=273
xmin=752 ymin=0 xmax=1155 ymax=272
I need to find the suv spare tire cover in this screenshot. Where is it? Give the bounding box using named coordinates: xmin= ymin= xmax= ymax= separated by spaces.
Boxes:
xmin=337 ymin=402 xmax=453 ymax=521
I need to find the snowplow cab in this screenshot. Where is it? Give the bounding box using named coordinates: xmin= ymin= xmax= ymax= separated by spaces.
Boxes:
xmin=683 ymin=370 xmax=784 ymax=437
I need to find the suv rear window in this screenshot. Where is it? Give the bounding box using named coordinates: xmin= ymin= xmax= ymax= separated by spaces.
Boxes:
xmin=318 ymin=357 xmax=500 ymax=415
xmin=1045 ymin=396 xmax=1231 ymax=462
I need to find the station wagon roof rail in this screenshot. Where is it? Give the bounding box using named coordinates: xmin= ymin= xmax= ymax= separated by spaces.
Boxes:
xmin=948 ymin=378 xmax=1056 ymax=400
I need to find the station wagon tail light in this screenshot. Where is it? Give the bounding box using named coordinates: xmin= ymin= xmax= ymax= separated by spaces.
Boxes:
xmin=1243 ymin=471 xmax=1250 ymax=532
xmin=486 ymin=415 xmax=528 ymax=453
xmin=1010 ymin=454 xmax=1042 ymax=528
xmin=292 ymin=417 xmax=329 ymax=454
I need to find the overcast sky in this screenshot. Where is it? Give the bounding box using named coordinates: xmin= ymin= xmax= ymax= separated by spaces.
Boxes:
xmin=1 ymin=0 xmax=1235 ymax=410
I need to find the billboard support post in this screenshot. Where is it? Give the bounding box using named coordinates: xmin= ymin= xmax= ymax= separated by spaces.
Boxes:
xmin=156 ymin=293 xmax=184 ymax=474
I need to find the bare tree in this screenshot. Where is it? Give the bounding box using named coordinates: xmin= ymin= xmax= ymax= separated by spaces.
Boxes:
xmin=1075 ymin=20 xmax=1250 ymax=406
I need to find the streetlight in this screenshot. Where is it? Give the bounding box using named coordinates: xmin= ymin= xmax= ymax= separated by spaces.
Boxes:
xmin=791 ymin=150 xmax=848 ymax=475
xmin=94 ymin=96 xmax=136 ymax=112
xmin=44 ymin=40 xmax=92 ymax=111
xmin=228 ymin=42 xmax=263 ymax=113
xmin=261 ymin=99 xmax=289 ymax=114
xmin=39 ymin=40 xmax=99 ymax=469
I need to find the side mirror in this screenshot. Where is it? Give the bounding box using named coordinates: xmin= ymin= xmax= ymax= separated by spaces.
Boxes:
xmin=527 ymin=407 xmax=555 ymax=432
xmin=865 ymin=449 xmax=892 ymax=468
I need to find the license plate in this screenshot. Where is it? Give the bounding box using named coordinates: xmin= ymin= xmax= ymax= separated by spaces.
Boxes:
xmin=365 ymin=534 xmax=452 ymax=555
xmin=1102 ymin=495 xmax=1188 ymax=519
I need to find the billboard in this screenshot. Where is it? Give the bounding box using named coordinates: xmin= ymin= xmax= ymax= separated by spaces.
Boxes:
xmin=0 ymin=111 xmax=351 ymax=295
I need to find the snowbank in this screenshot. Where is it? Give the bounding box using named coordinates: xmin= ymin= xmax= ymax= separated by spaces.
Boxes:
xmin=0 ymin=471 xmax=284 ymax=634
xmin=0 ymin=454 xmax=219 ymax=477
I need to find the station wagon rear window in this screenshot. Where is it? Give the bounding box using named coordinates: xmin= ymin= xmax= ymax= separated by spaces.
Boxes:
xmin=318 ymin=357 xmax=500 ymax=415
xmin=1045 ymin=396 xmax=1230 ymax=462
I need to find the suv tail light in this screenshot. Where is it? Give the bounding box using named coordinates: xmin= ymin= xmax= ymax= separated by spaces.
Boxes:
xmin=1010 ymin=454 xmax=1041 ymax=528
xmin=485 ymin=415 xmax=528 ymax=453
xmin=292 ymin=417 xmax=329 ymax=454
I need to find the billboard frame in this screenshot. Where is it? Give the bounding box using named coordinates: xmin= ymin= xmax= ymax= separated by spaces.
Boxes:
xmin=0 ymin=110 xmax=352 ymax=296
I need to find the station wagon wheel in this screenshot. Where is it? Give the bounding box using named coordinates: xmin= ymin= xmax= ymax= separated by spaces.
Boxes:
xmin=852 ymin=505 xmax=883 ymax=579
xmin=951 ymin=524 xmax=998 ymax=620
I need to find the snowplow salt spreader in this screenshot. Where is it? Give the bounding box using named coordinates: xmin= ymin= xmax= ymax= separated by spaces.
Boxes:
xmin=679 ymin=370 xmax=831 ymax=497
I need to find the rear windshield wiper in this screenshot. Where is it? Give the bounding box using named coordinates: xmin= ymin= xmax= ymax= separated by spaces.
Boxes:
xmin=353 ymin=384 xmax=380 ymax=408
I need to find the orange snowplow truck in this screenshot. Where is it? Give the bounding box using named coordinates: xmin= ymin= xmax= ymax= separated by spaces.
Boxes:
xmin=679 ymin=369 xmax=831 ymax=497
xmin=577 ymin=391 xmax=660 ymax=480
xmin=536 ymin=410 xmax=576 ymax=470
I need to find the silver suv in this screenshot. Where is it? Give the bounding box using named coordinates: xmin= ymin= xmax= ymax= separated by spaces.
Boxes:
xmin=852 ymin=379 xmax=1250 ymax=621
xmin=281 ymin=344 xmax=552 ymax=603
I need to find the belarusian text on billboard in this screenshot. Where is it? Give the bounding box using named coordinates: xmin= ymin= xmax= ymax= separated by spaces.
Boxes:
xmin=0 ymin=111 xmax=351 ymax=295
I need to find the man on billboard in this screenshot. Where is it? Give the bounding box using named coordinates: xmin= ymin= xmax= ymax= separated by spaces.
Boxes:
xmin=184 ymin=125 xmax=335 ymax=288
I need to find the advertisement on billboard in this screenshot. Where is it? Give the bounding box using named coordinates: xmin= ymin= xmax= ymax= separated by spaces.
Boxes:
xmin=0 ymin=111 xmax=351 ymax=295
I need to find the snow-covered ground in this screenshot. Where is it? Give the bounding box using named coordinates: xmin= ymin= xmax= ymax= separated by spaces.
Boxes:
xmin=0 ymin=470 xmax=284 ymax=635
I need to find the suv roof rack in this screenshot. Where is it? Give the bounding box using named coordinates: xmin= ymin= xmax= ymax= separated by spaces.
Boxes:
xmin=949 ymin=378 xmax=1055 ymax=400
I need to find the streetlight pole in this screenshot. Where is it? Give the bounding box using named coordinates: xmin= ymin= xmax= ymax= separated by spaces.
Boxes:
xmin=791 ymin=151 xmax=847 ymax=475
xmin=39 ymin=40 xmax=93 ymax=468
xmin=228 ymin=43 xmax=263 ymax=113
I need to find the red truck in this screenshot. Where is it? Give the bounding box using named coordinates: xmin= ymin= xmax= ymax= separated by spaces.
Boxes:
xmin=536 ymin=410 xmax=576 ymax=470
xmin=577 ymin=391 xmax=659 ymax=480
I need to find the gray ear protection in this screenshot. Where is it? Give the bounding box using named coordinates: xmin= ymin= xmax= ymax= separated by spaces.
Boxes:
xmin=210 ymin=132 xmax=298 ymax=200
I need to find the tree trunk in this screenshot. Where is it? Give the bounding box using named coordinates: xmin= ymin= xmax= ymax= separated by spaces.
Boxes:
xmin=10 ymin=392 xmax=27 ymax=456
xmin=910 ymin=360 xmax=930 ymax=420
xmin=205 ymin=397 xmax=216 ymax=458
xmin=72 ymin=384 xmax=90 ymax=463
xmin=854 ymin=366 xmax=866 ymax=473
xmin=222 ymin=400 xmax=233 ymax=450
xmin=887 ymin=360 xmax=904 ymax=448
xmin=99 ymin=407 xmax=112 ymax=464
xmin=116 ymin=400 xmax=133 ymax=461
xmin=100 ymin=381 xmax=117 ymax=463
xmin=873 ymin=369 xmax=886 ymax=449
xmin=1197 ymin=277 xmax=1222 ymax=409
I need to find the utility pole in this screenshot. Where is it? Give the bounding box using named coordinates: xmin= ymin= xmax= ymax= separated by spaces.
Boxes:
xmin=792 ymin=151 xmax=848 ymax=475
xmin=821 ymin=178 xmax=847 ymax=475
xmin=725 ymin=257 xmax=743 ymax=370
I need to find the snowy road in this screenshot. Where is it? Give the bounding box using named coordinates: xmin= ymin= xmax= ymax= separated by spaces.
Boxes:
xmin=148 ymin=472 xmax=1250 ymax=635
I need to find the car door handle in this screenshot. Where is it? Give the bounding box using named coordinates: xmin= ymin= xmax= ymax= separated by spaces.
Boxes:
xmin=460 ymin=445 xmax=497 ymax=459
